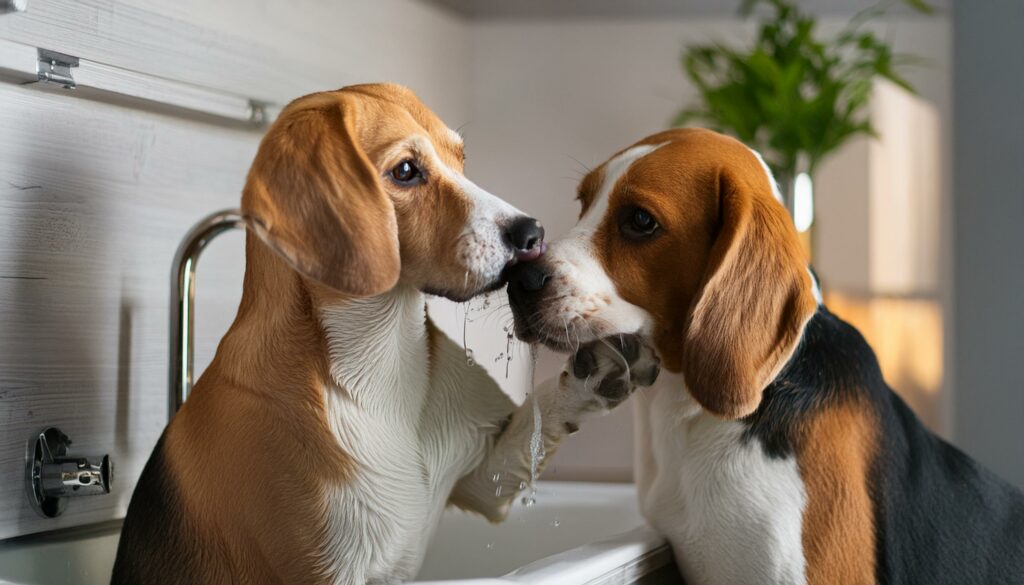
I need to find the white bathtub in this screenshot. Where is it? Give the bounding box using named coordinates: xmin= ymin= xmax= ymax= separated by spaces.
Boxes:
xmin=0 ymin=481 xmax=676 ymax=585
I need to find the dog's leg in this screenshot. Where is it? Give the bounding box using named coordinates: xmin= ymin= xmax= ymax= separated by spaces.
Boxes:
xmin=450 ymin=335 xmax=660 ymax=521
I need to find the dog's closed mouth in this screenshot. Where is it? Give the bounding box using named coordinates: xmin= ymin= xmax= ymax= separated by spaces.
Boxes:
xmin=510 ymin=315 xmax=601 ymax=355
xmin=512 ymin=241 xmax=548 ymax=263
xmin=424 ymin=278 xmax=507 ymax=303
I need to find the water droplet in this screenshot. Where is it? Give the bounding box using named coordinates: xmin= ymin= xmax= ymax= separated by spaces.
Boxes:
xmin=551 ymin=518 xmax=561 ymax=527
xmin=461 ymin=303 xmax=478 ymax=366
xmin=492 ymin=473 xmax=501 ymax=483
xmin=519 ymin=481 xmax=527 ymax=490
xmin=521 ymin=495 xmax=536 ymax=507
xmin=494 ymin=352 xmax=505 ymax=363
xmin=495 ymin=485 xmax=503 ymax=497
xmin=504 ymin=331 xmax=515 ymax=378
xmin=486 ymin=542 xmax=494 ymax=550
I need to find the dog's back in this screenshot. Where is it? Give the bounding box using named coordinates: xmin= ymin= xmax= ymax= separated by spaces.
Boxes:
xmin=875 ymin=379 xmax=1024 ymax=583
xmin=755 ymin=308 xmax=1024 ymax=584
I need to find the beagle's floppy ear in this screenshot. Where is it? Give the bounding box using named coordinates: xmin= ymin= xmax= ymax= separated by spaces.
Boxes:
xmin=240 ymin=93 xmax=400 ymax=296
xmin=681 ymin=166 xmax=817 ymax=419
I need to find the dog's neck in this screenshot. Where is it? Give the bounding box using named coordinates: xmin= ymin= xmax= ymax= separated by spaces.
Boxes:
xmin=220 ymin=236 xmax=432 ymax=418
xmin=318 ymin=283 xmax=430 ymax=418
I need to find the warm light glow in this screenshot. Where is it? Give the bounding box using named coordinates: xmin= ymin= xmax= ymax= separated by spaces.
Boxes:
xmin=825 ymin=292 xmax=944 ymax=434
xmin=793 ymin=172 xmax=814 ymax=232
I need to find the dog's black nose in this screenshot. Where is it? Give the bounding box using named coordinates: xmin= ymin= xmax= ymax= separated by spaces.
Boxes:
xmin=508 ymin=261 xmax=551 ymax=293
xmin=506 ymin=217 xmax=545 ymax=259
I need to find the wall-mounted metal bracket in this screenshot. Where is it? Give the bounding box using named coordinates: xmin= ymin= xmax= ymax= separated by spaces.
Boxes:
xmin=2 ymin=39 xmax=278 ymax=125
xmin=27 ymin=427 xmax=112 ymax=518
xmin=37 ymin=49 xmax=78 ymax=89
xmin=0 ymin=0 xmax=27 ymax=15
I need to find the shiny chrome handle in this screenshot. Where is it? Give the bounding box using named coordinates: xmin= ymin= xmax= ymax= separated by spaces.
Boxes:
xmin=169 ymin=209 xmax=244 ymax=422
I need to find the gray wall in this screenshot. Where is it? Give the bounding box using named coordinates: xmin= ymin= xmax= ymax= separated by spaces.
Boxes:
xmin=953 ymin=0 xmax=1024 ymax=488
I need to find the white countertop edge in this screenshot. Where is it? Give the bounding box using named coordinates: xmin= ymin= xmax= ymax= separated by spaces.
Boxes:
xmin=413 ymin=526 xmax=667 ymax=585
xmin=504 ymin=526 xmax=667 ymax=584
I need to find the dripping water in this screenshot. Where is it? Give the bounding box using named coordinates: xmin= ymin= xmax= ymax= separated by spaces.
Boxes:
xmin=523 ymin=344 xmax=542 ymax=507
xmin=462 ymin=296 xmax=475 ymax=366
xmin=504 ymin=326 xmax=514 ymax=379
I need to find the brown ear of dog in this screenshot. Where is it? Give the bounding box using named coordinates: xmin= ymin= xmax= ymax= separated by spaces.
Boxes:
xmin=681 ymin=166 xmax=818 ymax=419
xmin=241 ymin=92 xmax=400 ymax=296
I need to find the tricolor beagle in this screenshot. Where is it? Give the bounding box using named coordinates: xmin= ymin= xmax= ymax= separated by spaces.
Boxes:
xmin=111 ymin=84 xmax=654 ymax=584
xmin=508 ymin=128 xmax=1024 ymax=585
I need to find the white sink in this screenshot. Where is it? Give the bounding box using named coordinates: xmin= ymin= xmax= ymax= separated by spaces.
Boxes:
xmin=0 ymin=481 xmax=674 ymax=584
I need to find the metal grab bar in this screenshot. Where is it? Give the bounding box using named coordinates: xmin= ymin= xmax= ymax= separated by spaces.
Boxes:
xmin=169 ymin=209 xmax=245 ymax=422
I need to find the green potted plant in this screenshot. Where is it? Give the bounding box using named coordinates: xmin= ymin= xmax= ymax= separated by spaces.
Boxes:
xmin=675 ymin=0 xmax=932 ymax=254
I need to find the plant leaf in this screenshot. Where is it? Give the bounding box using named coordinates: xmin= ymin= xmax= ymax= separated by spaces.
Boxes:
xmin=903 ymin=0 xmax=936 ymax=15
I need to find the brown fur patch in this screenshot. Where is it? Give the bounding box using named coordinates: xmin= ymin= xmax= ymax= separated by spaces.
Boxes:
xmin=576 ymin=165 xmax=606 ymax=216
xmin=242 ymin=83 xmax=478 ymax=299
xmin=241 ymin=91 xmax=401 ymax=296
xmin=582 ymin=128 xmax=817 ymax=418
xmin=797 ymin=403 xmax=878 ymax=585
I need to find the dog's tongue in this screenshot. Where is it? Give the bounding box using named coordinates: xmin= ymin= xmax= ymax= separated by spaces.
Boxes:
xmin=514 ymin=241 xmax=548 ymax=263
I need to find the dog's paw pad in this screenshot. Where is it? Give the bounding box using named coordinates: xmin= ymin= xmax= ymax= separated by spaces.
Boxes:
xmin=564 ymin=334 xmax=660 ymax=411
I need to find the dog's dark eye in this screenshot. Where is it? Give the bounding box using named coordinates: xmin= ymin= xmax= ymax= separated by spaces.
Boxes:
xmin=390 ymin=160 xmax=423 ymax=185
xmin=620 ymin=207 xmax=660 ymax=240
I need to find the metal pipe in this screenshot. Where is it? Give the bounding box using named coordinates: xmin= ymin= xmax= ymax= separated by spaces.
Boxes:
xmin=169 ymin=209 xmax=244 ymax=422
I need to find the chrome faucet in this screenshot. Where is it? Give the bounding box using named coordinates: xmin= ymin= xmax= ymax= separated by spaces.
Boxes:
xmin=169 ymin=209 xmax=244 ymax=422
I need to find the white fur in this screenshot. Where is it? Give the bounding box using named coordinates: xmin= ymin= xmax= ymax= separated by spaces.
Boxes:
xmin=809 ymin=269 xmax=823 ymax=304
xmin=537 ymin=144 xmax=665 ymax=345
xmin=315 ymin=284 xmax=604 ymax=584
xmin=751 ymin=148 xmax=785 ymax=204
xmin=446 ymin=126 xmax=464 ymax=146
xmin=635 ymin=373 xmax=809 ymax=585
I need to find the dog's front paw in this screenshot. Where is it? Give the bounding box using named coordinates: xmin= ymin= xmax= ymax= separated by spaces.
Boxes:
xmin=561 ymin=334 xmax=660 ymax=419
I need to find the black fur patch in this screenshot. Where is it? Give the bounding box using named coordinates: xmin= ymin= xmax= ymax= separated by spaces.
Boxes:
xmin=743 ymin=307 xmax=883 ymax=458
xmin=742 ymin=307 xmax=1024 ymax=583
xmin=111 ymin=432 xmax=203 ymax=585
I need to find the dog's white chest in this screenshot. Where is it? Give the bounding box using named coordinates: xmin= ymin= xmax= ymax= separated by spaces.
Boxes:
xmin=635 ymin=374 xmax=808 ymax=585
xmin=316 ymin=288 xmax=485 ymax=583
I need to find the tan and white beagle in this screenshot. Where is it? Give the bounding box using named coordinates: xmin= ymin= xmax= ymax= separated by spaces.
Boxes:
xmin=508 ymin=128 xmax=1024 ymax=585
xmin=111 ymin=84 xmax=657 ymax=585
